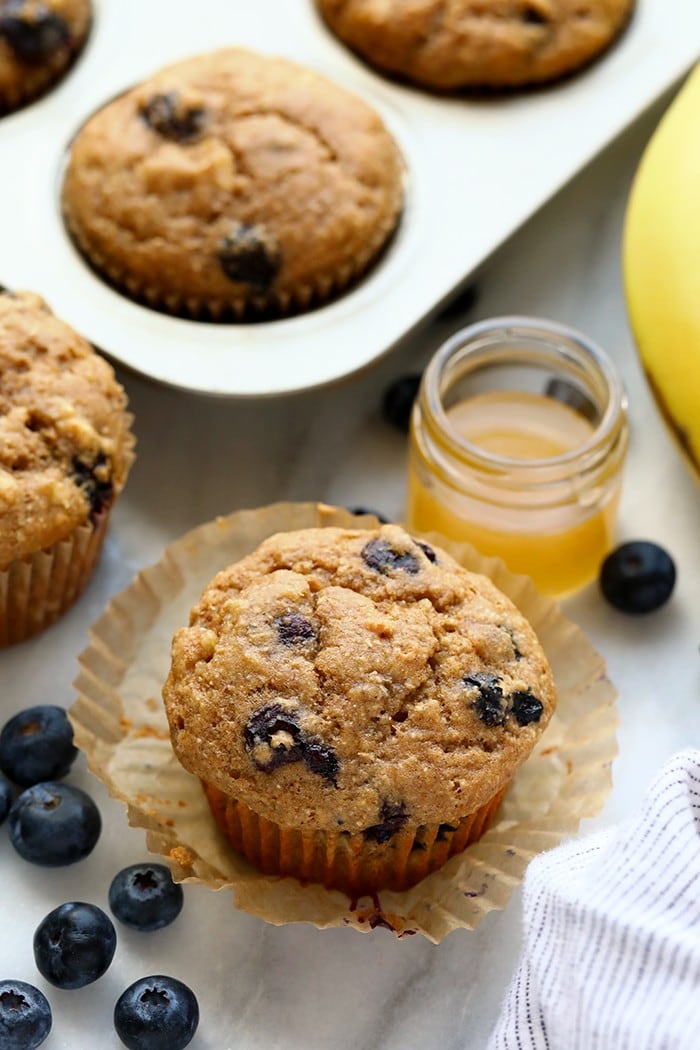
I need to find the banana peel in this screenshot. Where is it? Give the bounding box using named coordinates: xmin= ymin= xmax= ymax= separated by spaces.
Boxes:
xmin=623 ymin=62 xmax=700 ymax=479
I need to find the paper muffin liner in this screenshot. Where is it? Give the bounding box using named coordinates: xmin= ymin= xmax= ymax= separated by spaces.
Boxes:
xmin=70 ymin=501 xmax=618 ymax=943
xmin=61 ymin=165 xmax=404 ymax=322
xmin=0 ymin=422 xmax=135 ymax=648
xmin=202 ymin=781 xmax=508 ymax=896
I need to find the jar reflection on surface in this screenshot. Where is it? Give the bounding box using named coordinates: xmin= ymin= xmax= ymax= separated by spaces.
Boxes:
xmin=406 ymin=317 xmax=629 ymax=598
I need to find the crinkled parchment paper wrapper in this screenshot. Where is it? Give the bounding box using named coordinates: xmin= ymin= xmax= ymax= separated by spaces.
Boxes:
xmin=70 ymin=502 xmax=618 ymax=943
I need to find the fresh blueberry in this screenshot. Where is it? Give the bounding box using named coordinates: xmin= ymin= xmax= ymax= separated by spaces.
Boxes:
xmin=34 ymin=901 xmax=116 ymax=989
xmin=0 ymin=980 xmax=51 ymax=1050
xmin=347 ymin=507 xmax=391 ymax=524
xmin=381 ymin=373 xmax=421 ymax=433
xmin=8 ymin=781 xmax=101 ymax=866
xmin=0 ymin=705 xmax=77 ymax=787
xmin=436 ymin=281 xmax=480 ymax=320
xmin=0 ymin=773 xmax=11 ymax=823
xmin=109 ymin=863 xmax=184 ymax=932
xmin=114 ymin=975 xmax=199 ymax=1050
xmin=600 ymin=541 xmax=676 ymax=614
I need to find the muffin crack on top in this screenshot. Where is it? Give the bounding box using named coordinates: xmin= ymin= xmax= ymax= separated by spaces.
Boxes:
xmin=62 ymin=47 xmax=404 ymax=319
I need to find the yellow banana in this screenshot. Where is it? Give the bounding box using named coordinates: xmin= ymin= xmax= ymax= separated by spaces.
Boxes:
xmin=623 ymin=62 xmax=700 ymax=479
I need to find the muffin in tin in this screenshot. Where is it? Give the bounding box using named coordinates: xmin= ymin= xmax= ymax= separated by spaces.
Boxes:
xmin=0 ymin=0 xmax=92 ymax=115
xmin=163 ymin=523 xmax=557 ymax=895
xmin=61 ymin=47 xmax=405 ymax=320
xmin=314 ymin=0 xmax=636 ymax=91
xmin=0 ymin=290 xmax=134 ymax=645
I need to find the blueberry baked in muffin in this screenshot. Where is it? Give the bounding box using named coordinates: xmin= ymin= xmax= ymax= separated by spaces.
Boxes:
xmin=163 ymin=523 xmax=557 ymax=894
xmin=0 ymin=0 xmax=91 ymax=114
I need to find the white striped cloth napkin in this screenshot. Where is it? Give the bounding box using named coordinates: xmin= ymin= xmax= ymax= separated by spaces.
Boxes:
xmin=488 ymin=749 xmax=700 ymax=1050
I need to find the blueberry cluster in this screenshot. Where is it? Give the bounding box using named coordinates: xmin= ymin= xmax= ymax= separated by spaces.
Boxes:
xmin=244 ymin=702 xmax=339 ymax=785
xmin=464 ymin=673 xmax=543 ymax=728
xmin=0 ymin=705 xmax=197 ymax=1050
xmin=599 ymin=541 xmax=676 ymax=615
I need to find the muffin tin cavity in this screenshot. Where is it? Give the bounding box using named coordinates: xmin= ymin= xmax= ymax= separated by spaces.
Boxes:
xmin=0 ymin=0 xmax=695 ymax=395
xmin=59 ymin=48 xmax=408 ymax=324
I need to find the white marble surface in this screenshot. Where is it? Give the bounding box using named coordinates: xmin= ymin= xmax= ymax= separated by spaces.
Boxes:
xmin=2 ymin=85 xmax=700 ymax=1050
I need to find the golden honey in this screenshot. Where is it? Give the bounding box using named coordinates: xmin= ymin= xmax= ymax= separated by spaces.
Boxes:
xmin=406 ymin=318 xmax=629 ymax=598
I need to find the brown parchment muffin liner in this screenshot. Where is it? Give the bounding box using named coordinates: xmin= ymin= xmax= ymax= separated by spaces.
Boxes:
xmin=0 ymin=425 xmax=135 ymax=647
xmin=70 ymin=502 xmax=618 ymax=943
xmin=203 ymin=782 xmax=508 ymax=897
xmin=61 ymin=182 xmax=404 ymax=323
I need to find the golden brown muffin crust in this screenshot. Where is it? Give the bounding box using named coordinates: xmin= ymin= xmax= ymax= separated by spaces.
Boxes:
xmin=163 ymin=525 xmax=557 ymax=834
xmin=62 ymin=47 xmax=404 ymax=319
xmin=315 ymin=0 xmax=636 ymax=89
xmin=0 ymin=291 xmax=131 ymax=568
xmin=0 ymin=0 xmax=92 ymax=113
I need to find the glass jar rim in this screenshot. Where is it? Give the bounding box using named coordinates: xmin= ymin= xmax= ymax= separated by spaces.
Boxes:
xmin=421 ymin=315 xmax=628 ymax=474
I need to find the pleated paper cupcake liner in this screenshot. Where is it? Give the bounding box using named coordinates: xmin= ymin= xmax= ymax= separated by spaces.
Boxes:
xmin=0 ymin=421 xmax=135 ymax=647
xmin=61 ymin=187 xmax=404 ymax=322
xmin=202 ymin=781 xmax=508 ymax=897
xmin=70 ymin=501 xmax=618 ymax=942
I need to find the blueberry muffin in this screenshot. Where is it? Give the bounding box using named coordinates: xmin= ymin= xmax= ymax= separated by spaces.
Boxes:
xmin=61 ymin=47 xmax=404 ymax=320
xmin=163 ymin=523 xmax=557 ymax=895
xmin=315 ymin=0 xmax=636 ymax=91
xmin=0 ymin=290 xmax=134 ymax=645
xmin=0 ymin=0 xmax=91 ymax=115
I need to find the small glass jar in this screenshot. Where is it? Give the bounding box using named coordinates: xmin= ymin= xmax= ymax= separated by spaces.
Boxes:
xmin=406 ymin=317 xmax=629 ymax=598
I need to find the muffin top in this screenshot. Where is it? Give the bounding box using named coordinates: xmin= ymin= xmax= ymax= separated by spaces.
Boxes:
xmin=0 ymin=291 xmax=132 ymax=568
xmin=163 ymin=524 xmax=557 ymax=834
xmin=62 ymin=47 xmax=404 ymax=319
xmin=315 ymin=0 xmax=635 ymax=90
xmin=0 ymin=0 xmax=92 ymax=112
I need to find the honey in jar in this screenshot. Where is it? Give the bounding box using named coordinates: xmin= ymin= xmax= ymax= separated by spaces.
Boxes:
xmin=406 ymin=318 xmax=629 ymax=598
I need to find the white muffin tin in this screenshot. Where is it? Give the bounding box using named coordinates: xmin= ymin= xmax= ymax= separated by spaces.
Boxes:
xmin=0 ymin=0 xmax=697 ymax=397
